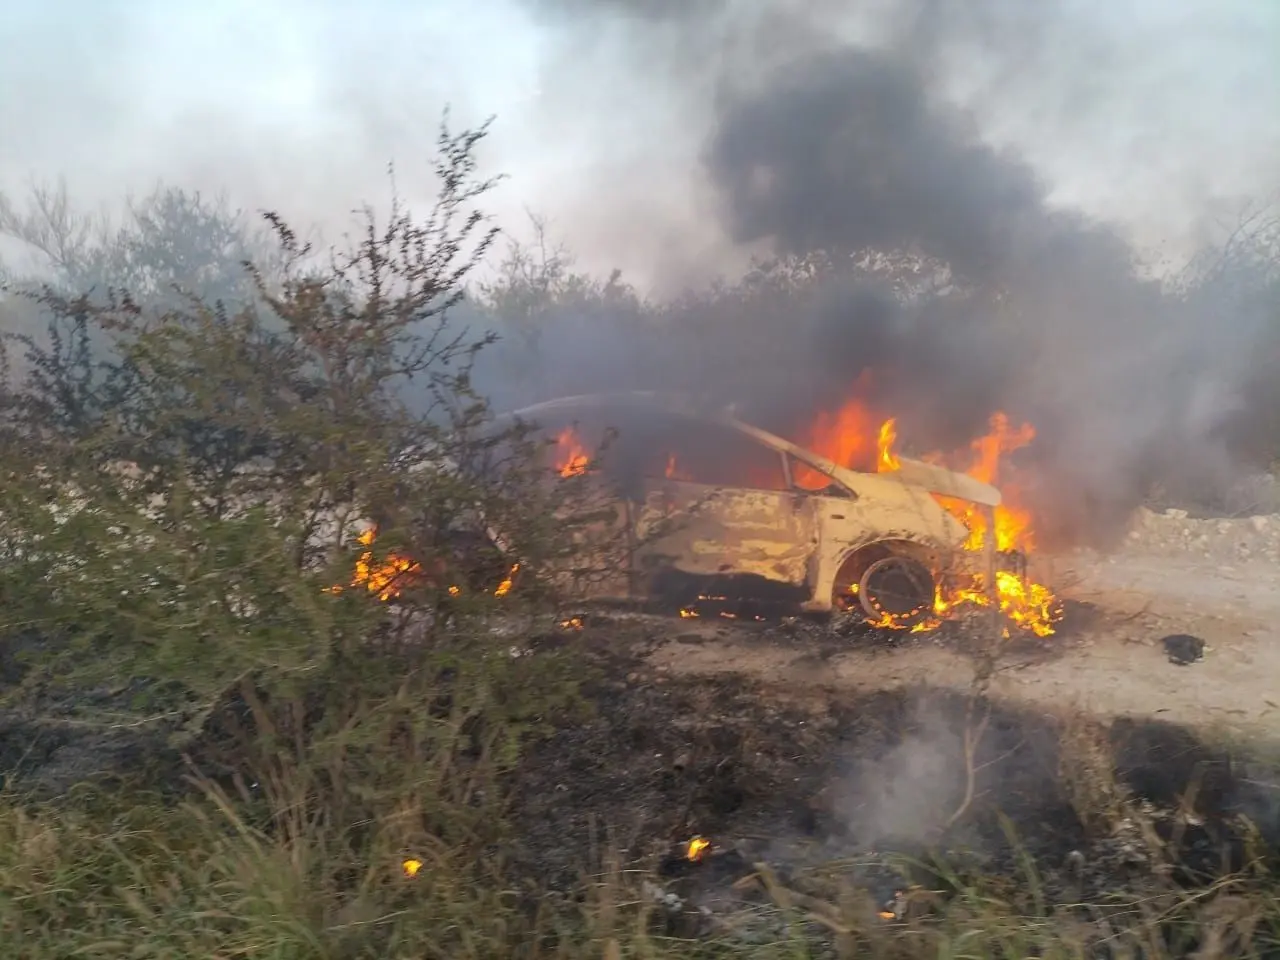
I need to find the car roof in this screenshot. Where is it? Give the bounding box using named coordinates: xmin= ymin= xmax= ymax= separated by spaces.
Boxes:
xmin=504 ymin=391 xmax=865 ymax=485
xmin=500 ymin=391 xmax=1003 ymax=508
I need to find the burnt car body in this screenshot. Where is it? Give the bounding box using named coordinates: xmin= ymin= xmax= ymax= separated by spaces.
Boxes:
xmin=502 ymin=393 xmax=1002 ymax=620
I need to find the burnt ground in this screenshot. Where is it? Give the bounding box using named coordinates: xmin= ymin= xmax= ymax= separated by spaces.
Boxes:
xmin=646 ymin=548 xmax=1280 ymax=739
xmin=505 ymin=617 xmax=1280 ymax=931
xmin=497 ymin=540 xmax=1280 ymax=936
xmin=4 ymin=542 xmax=1280 ymax=946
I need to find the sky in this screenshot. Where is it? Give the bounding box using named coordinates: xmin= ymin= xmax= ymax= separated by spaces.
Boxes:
xmin=1 ymin=0 xmax=1278 ymax=292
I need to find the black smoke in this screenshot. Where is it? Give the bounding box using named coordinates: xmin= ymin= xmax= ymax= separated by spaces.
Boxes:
xmin=699 ymin=40 xmax=1275 ymax=542
xmin=493 ymin=0 xmax=1278 ymax=547
xmin=708 ymin=49 xmax=1049 ymax=280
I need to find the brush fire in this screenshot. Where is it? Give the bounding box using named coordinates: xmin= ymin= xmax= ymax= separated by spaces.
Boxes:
xmin=328 ymin=526 xmax=519 ymax=603
xmin=325 ymin=527 xmax=424 ymax=602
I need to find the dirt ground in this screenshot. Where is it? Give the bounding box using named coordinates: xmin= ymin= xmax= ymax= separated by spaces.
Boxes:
xmin=639 ymin=544 xmax=1280 ymax=743
xmin=505 ymin=610 xmax=1280 ymax=935
xmin=500 ymin=530 xmax=1280 ymax=926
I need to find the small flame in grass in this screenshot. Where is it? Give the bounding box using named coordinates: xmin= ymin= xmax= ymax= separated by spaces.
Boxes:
xmin=402 ymin=858 xmax=423 ymax=878
xmin=494 ymin=563 xmax=519 ymax=598
xmin=679 ymin=593 xmax=736 ymax=619
xmin=878 ymin=911 xmax=896 ymax=921
xmin=687 ymin=836 xmax=710 ymax=861
xmin=560 ymin=616 xmax=584 ymax=630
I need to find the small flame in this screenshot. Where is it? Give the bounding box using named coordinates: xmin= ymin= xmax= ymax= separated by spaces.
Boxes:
xmin=555 ymin=427 xmax=590 ymax=477
xmin=327 ymin=526 xmax=422 ymax=601
xmin=327 ymin=530 xmax=521 ymax=606
xmin=876 ymin=417 xmax=900 ymax=472
xmin=402 ymin=858 xmax=423 ymax=878
xmin=494 ymin=563 xmax=519 ymax=598
xmin=560 ymin=616 xmax=584 ymax=630
xmin=687 ymin=836 xmax=710 ymax=861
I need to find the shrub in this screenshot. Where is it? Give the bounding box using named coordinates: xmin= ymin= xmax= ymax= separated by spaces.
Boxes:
xmin=0 ymin=118 xmax=614 ymax=957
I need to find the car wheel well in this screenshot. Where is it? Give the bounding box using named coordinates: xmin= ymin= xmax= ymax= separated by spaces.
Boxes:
xmin=831 ymin=539 xmax=939 ymax=614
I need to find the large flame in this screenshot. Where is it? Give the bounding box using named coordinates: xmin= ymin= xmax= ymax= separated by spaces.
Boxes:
xmin=932 ymin=412 xmax=1037 ymax=553
xmin=335 ymin=406 xmax=1060 ymax=634
xmin=794 ymin=389 xmax=886 ymax=489
xmin=807 ymin=398 xmax=1061 ymax=637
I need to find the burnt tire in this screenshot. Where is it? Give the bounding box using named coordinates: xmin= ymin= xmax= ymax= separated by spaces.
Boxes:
xmin=858 ymin=555 xmax=935 ymax=626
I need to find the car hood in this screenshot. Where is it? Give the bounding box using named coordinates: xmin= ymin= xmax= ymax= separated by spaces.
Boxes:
xmin=827 ymin=456 xmax=1002 ymax=508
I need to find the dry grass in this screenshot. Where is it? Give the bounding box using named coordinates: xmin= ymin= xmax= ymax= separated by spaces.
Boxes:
xmin=1057 ymin=711 xmax=1129 ymax=840
xmin=3 ymin=709 xmax=1280 ymax=960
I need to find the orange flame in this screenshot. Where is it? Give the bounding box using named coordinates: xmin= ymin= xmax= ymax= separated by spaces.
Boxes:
xmin=326 ymin=527 xmax=422 ymax=601
xmin=794 ymin=392 xmax=884 ymax=488
xmin=327 ymin=529 xmax=515 ymax=604
xmin=687 ymin=836 xmax=710 ymax=861
xmin=937 ymin=412 xmax=1037 ymax=553
xmin=494 ymin=563 xmax=519 ymax=598
xmin=877 ymin=418 xmax=900 ymax=472
xmin=809 ymin=397 xmax=1060 ymax=637
xmin=555 ymin=427 xmax=590 ymax=477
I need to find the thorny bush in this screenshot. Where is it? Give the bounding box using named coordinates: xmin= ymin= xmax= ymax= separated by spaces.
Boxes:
xmin=0 ymin=122 xmax=615 ymax=797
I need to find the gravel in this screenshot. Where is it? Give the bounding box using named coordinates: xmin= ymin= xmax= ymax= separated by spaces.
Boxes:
xmin=1121 ymin=506 xmax=1280 ymax=567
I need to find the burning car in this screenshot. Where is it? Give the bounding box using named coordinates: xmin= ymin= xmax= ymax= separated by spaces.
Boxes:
xmin=501 ymin=392 xmax=1014 ymax=627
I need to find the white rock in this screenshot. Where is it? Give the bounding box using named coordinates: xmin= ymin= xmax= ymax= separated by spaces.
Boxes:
xmin=1250 ymin=516 xmax=1269 ymax=532
xmin=1165 ymin=508 xmax=1188 ymax=520
xmin=1133 ymin=507 xmax=1158 ymax=528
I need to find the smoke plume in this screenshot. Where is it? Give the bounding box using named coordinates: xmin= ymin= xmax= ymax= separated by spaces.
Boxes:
xmin=496 ymin=0 xmax=1279 ymax=546
xmin=2 ymin=0 xmax=1278 ymax=545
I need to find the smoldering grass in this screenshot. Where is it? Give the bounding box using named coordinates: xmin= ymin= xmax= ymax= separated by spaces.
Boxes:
xmin=4 ymin=769 xmax=1280 ymax=958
